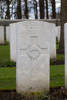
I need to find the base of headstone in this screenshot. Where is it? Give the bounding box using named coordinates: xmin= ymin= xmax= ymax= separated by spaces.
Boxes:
xmin=16 ymin=88 xmax=49 ymax=94
xmin=16 ymin=91 xmax=48 ymax=100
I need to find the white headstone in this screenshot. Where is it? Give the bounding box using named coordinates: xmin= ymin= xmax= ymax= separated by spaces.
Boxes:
xmin=16 ymin=21 xmax=51 ymax=93
xmin=10 ymin=23 xmax=16 ymax=62
xmin=10 ymin=21 xmax=56 ymax=63
xmin=6 ymin=26 xmax=10 ymax=42
xmin=0 ymin=26 xmax=4 ymax=44
xmin=50 ymin=23 xmax=56 ymax=59
xmin=65 ymin=23 xmax=67 ymax=88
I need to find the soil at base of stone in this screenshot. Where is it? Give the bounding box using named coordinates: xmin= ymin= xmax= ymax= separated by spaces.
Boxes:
xmin=0 ymin=87 xmax=67 ymax=100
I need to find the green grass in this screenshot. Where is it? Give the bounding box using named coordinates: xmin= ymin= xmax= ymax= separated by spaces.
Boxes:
xmin=0 ymin=44 xmax=15 ymax=67
xmin=0 ymin=65 xmax=64 ymax=90
xmin=0 ymin=67 xmax=16 ymax=90
xmin=56 ymin=53 xmax=64 ymax=61
xmin=50 ymin=65 xmax=64 ymax=87
xmin=0 ymin=45 xmax=10 ymax=64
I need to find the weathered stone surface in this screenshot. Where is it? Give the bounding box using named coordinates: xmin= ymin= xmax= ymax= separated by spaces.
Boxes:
xmin=65 ymin=23 xmax=67 ymax=88
xmin=16 ymin=21 xmax=51 ymax=93
xmin=10 ymin=23 xmax=16 ymax=62
xmin=10 ymin=21 xmax=56 ymax=63
xmin=0 ymin=26 xmax=4 ymax=44
xmin=6 ymin=26 xmax=10 ymax=42
xmin=50 ymin=23 xmax=56 ymax=59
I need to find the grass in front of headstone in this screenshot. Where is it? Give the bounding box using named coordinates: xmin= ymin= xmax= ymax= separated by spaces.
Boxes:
xmin=0 ymin=65 xmax=64 ymax=90
xmin=0 ymin=67 xmax=16 ymax=90
xmin=50 ymin=65 xmax=64 ymax=87
xmin=56 ymin=53 xmax=64 ymax=61
xmin=0 ymin=44 xmax=16 ymax=67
